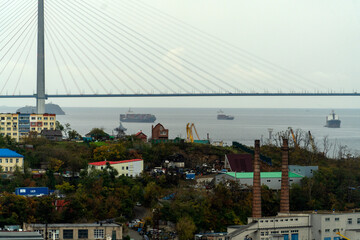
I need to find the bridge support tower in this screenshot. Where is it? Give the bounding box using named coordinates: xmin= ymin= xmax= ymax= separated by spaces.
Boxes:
xmin=36 ymin=0 xmax=46 ymax=114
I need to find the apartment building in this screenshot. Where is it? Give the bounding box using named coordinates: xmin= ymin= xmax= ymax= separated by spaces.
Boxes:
xmin=0 ymin=148 xmax=24 ymax=172
xmin=0 ymin=113 xmax=56 ymax=142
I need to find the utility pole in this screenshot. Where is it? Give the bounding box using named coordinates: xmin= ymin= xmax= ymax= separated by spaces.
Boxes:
xmin=37 ymin=0 xmax=46 ymax=114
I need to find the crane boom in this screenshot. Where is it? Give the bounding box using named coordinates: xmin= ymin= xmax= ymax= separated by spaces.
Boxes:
xmin=186 ymin=123 xmax=200 ymax=143
xmin=336 ymin=232 xmax=350 ymax=240
xmin=288 ymin=127 xmax=298 ymax=148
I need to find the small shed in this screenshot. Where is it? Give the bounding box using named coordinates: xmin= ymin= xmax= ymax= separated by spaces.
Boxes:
xmin=41 ymin=130 xmax=62 ymax=141
xmin=135 ymin=131 xmax=147 ymax=142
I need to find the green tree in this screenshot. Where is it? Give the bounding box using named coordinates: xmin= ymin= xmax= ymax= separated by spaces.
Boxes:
xmin=176 ymin=216 xmax=196 ymax=240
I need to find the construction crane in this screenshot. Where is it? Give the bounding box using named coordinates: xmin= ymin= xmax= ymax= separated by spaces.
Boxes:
xmin=288 ymin=127 xmax=298 ymax=148
xmin=336 ymin=232 xmax=350 ymax=240
xmin=186 ymin=123 xmax=200 ymax=143
xmin=308 ymin=131 xmax=317 ymax=152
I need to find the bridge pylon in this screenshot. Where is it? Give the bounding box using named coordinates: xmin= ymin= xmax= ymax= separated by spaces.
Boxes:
xmin=36 ymin=0 xmax=45 ymax=114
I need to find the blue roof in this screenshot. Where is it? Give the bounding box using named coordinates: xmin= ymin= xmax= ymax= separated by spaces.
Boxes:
xmin=0 ymin=149 xmax=24 ymax=158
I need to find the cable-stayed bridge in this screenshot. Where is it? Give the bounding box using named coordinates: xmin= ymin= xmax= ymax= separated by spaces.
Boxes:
xmin=0 ymin=0 xmax=359 ymax=113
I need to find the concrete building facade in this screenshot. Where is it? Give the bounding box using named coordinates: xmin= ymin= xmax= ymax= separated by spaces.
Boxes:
xmin=0 ymin=149 xmax=24 ymax=173
xmin=288 ymin=165 xmax=318 ymax=178
xmin=215 ymin=172 xmax=303 ymax=190
xmin=23 ymin=223 xmax=122 ymax=240
xmin=89 ymin=159 xmax=144 ymax=177
xmin=0 ymin=113 xmax=56 ymax=142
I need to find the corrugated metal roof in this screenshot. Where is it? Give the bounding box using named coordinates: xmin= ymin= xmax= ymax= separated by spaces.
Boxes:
xmin=0 ymin=149 xmax=24 ymax=158
xmin=89 ymin=159 xmax=143 ymax=166
xmin=225 ymin=172 xmax=303 ymax=178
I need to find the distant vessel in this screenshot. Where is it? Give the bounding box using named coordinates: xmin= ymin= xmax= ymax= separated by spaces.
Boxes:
xmin=120 ymin=109 xmax=156 ymax=123
xmin=16 ymin=103 xmax=65 ymax=115
xmin=217 ymin=110 xmax=234 ymax=120
xmin=325 ymin=110 xmax=341 ymax=128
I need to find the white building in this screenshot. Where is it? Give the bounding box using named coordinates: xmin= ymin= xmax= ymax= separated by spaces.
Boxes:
xmin=226 ymin=212 xmax=360 ymax=240
xmin=215 ymin=172 xmax=303 ymax=190
xmin=288 ymin=165 xmax=318 ymax=178
xmin=89 ymin=159 xmax=143 ymax=177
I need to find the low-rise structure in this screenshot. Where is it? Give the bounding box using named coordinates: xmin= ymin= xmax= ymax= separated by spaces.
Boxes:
xmin=0 ymin=148 xmax=24 ymax=172
xmin=0 ymin=231 xmax=44 ymax=240
xmin=41 ymin=129 xmax=62 ymax=141
xmin=215 ymin=172 xmax=303 ymax=190
xmin=288 ymin=165 xmax=318 ymax=178
xmin=134 ymin=131 xmax=147 ymax=142
xmin=89 ymin=159 xmax=144 ymax=177
xmin=23 ymin=223 xmax=122 ymax=240
xmin=152 ymin=123 xmax=169 ymax=140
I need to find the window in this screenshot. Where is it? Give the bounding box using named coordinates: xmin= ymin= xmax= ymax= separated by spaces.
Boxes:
xmin=50 ymin=122 xmax=54 ymax=126
xmin=78 ymin=229 xmax=88 ymax=238
xmin=31 ymin=117 xmax=36 ymax=120
xmin=6 ymin=159 xmax=8 ymax=163
xmin=35 ymin=230 xmax=44 ymax=237
xmin=0 ymin=159 xmax=2 ymax=163
xmin=63 ymin=229 xmax=73 ymax=239
xmin=16 ymin=159 xmax=19 ymax=163
xmin=10 ymin=159 xmax=12 ymax=163
xmin=1 ymin=117 xmax=4 ymax=120
xmin=348 ymin=218 xmax=352 ymax=224
xmin=122 ymin=167 xmax=124 ymax=170
xmin=325 ymin=218 xmax=330 ymax=221
xmin=267 ymin=180 xmax=271 ymax=182
xmin=44 ymin=122 xmax=48 ymax=125
xmin=335 ymin=218 xmax=339 ymax=221
xmin=7 ymin=117 xmax=10 ymax=120
xmin=94 ymin=229 xmax=104 ymax=239
xmin=325 ymin=229 xmax=330 ymax=232
xmin=44 ymin=117 xmax=48 ymax=120
xmin=126 ymin=166 xmax=128 ymax=170
xmin=7 ymin=128 xmax=11 ymax=131
xmin=9 ymin=167 xmax=12 ymax=171
xmin=50 ymin=117 xmax=54 ymax=120
xmin=13 ymin=117 xmax=17 ymax=120
xmin=357 ymin=218 xmax=360 ymax=224
xmin=5 ymin=167 xmax=8 ymax=171
xmin=37 ymin=117 xmax=42 ymax=120
xmin=48 ymin=230 xmax=59 ymax=239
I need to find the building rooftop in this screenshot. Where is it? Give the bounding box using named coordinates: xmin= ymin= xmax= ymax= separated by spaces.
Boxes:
xmin=27 ymin=223 xmax=121 ymax=228
xmin=226 ymin=154 xmax=253 ymax=172
xmin=225 ymin=171 xmax=303 ymax=179
xmin=0 ymin=149 xmax=24 ymax=158
xmin=0 ymin=231 xmax=43 ymax=240
xmin=89 ymin=159 xmax=143 ymax=166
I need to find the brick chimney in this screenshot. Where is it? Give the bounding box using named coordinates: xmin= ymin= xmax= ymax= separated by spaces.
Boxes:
xmin=280 ymin=138 xmax=290 ymax=213
xmin=252 ymin=140 xmax=261 ymax=218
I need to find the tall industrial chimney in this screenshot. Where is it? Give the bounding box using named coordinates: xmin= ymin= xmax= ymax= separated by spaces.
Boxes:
xmin=252 ymin=140 xmax=261 ymax=218
xmin=280 ymin=138 xmax=290 ymax=213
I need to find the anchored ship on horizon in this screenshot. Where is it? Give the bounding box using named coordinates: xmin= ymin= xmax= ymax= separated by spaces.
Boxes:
xmin=325 ymin=110 xmax=341 ymax=128
xmin=120 ymin=108 xmax=156 ymax=123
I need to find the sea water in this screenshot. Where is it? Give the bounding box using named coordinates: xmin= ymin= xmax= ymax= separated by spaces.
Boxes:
xmin=1 ymin=106 xmax=359 ymax=156
xmin=54 ymin=107 xmax=360 ymax=156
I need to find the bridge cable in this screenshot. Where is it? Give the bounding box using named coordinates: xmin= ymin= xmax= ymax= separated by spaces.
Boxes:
xmin=0 ymin=0 xmax=34 ymax=40
xmin=70 ymin=0 xmax=213 ymax=93
xmin=44 ymin=27 xmax=83 ymax=94
xmin=12 ymin=29 xmax=37 ymax=95
xmin=45 ymin=3 xmax=147 ymax=94
xmin=74 ymin=1 xmax=241 ymax=93
xmin=125 ymin=0 xmax=308 ymax=92
xmin=0 ymin=20 xmax=36 ymax=94
xmin=0 ymin=12 xmax=37 ymax=77
xmin=46 ymin=4 xmax=135 ymax=95
xmin=0 ymin=9 xmax=37 ymax=57
xmin=133 ymin=0 xmax=327 ymax=91
xmin=44 ymin=29 xmax=70 ymax=95
xmin=50 ymin=0 xmax=195 ymax=93
xmin=108 ymin=0 xmax=274 ymax=92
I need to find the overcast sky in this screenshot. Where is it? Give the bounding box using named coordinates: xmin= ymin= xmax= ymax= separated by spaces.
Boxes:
xmin=1 ymin=0 xmax=360 ymax=108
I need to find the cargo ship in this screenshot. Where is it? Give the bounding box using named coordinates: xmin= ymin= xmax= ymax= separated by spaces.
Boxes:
xmin=120 ymin=109 xmax=156 ymax=123
xmin=325 ymin=110 xmax=341 ymax=128
xmin=217 ymin=110 xmax=234 ymax=120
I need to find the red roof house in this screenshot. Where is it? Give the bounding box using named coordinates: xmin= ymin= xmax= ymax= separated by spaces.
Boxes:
xmin=134 ymin=131 xmax=147 ymax=142
xmin=224 ymin=154 xmax=253 ymax=172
